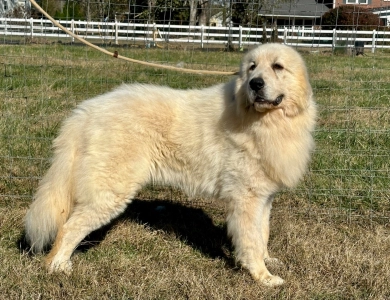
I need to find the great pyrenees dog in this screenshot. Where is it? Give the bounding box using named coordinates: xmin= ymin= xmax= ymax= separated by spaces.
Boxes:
xmin=25 ymin=43 xmax=316 ymax=286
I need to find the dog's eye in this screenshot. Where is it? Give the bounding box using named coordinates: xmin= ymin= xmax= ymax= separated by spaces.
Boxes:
xmin=272 ymin=63 xmax=284 ymax=71
xmin=249 ymin=63 xmax=256 ymax=71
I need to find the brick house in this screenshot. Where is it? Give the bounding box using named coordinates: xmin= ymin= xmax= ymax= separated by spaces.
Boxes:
xmin=333 ymin=0 xmax=390 ymax=9
xmin=258 ymin=0 xmax=390 ymax=27
xmin=328 ymin=0 xmax=390 ymax=25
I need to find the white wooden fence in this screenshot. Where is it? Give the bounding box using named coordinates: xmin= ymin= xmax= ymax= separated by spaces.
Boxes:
xmin=2 ymin=17 xmax=390 ymax=52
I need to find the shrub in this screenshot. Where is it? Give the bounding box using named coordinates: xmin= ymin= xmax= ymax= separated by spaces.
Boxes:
xmin=321 ymin=5 xmax=382 ymax=30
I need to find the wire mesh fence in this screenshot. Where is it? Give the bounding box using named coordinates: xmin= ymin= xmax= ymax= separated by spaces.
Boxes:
xmin=0 ymin=0 xmax=389 ymax=223
xmin=2 ymin=17 xmax=390 ymax=51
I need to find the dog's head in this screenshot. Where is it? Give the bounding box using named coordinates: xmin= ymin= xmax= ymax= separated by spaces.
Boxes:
xmin=237 ymin=43 xmax=313 ymax=117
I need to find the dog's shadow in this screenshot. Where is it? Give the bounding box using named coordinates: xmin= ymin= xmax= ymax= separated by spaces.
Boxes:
xmin=84 ymin=199 xmax=234 ymax=265
xmin=20 ymin=199 xmax=234 ymax=266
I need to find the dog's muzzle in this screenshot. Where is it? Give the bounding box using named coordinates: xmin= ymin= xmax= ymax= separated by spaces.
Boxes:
xmin=249 ymin=78 xmax=284 ymax=107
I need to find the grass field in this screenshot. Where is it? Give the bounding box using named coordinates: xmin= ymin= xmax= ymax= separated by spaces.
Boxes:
xmin=0 ymin=42 xmax=389 ymax=299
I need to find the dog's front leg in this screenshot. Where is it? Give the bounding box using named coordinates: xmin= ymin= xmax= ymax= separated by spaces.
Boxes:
xmin=261 ymin=195 xmax=283 ymax=267
xmin=226 ymin=194 xmax=284 ymax=287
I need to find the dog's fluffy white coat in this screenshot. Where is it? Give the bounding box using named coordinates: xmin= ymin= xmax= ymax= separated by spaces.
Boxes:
xmin=25 ymin=43 xmax=316 ymax=286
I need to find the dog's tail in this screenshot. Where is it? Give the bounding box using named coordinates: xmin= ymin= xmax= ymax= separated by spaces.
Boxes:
xmin=25 ymin=115 xmax=81 ymax=253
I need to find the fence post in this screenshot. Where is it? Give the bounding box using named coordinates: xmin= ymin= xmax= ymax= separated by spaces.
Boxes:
xmin=228 ymin=23 xmax=232 ymax=49
xmin=238 ymin=25 xmax=242 ymax=50
xmin=115 ymin=20 xmax=118 ymax=45
xmin=201 ymin=25 xmax=204 ymax=49
xmin=372 ymin=30 xmax=376 ymax=54
xmin=166 ymin=22 xmax=170 ymax=43
xmin=71 ymin=19 xmax=75 ymax=43
xmin=30 ymin=17 xmax=33 ymax=40
xmin=332 ymin=28 xmax=336 ymax=50
xmin=284 ymin=27 xmax=287 ymax=44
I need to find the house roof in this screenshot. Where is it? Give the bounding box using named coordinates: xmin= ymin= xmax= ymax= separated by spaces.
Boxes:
xmin=259 ymin=0 xmax=330 ymax=19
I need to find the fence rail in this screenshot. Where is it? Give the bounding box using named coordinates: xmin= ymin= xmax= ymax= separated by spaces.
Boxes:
xmin=2 ymin=17 xmax=390 ymax=52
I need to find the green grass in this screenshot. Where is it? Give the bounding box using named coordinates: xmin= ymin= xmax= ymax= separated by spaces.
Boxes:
xmin=1 ymin=44 xmax=389 ymax=213
xmin=0 ymin=42 xmax=390 ymax=299
xmin=303 ymin=52 xmax=390 ymax=214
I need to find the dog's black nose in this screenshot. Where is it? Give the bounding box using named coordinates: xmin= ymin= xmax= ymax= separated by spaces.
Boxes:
xmin=249 ymin=78 xmax=265 ymax=92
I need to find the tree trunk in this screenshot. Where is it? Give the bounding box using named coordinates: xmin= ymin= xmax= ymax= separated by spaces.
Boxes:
xmin=198 ymin=0 xmax=208 ymax=26
xmin=189 ymin=0 xmax=198 ymax=26
xmin=148 ymin=0 xmax=157 ymax=23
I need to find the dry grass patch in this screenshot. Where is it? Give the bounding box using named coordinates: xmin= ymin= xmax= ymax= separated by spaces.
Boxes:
xmin=1 ymin=197 xmax=389 ymax=299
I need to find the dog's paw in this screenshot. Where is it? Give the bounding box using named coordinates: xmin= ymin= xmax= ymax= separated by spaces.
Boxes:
xmin=260 ymin=274 xmax=285 ymax=287
xmin=250 ymin=268 xmax=285 ymax=287
xmin=48 ymin=259 xmax=73 ymax=275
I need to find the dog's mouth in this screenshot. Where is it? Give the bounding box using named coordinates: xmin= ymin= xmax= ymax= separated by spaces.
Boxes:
xmin=254 ymin=95 xmax=284 ymax=106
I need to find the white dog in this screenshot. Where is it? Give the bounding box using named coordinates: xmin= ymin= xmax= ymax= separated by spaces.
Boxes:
xmin=25 ymin=43 xmax=316 ymax=286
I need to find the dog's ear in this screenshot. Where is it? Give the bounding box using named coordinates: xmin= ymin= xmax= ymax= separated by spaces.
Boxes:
xmin=234 ymin=77 xmax=243 ymax=97
xmin=239 ymin=58 xmax=249 ymax=79
xmin=234 ymin=77 xmax=250 ymax=109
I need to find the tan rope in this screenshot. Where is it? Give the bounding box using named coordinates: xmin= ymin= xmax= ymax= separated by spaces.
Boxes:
xmin=29 ymin=0 xmax=238 ymax=76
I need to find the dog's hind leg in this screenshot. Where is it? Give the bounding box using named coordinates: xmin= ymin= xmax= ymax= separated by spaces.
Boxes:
xmin=46 ymin=186 xmax=140 ymax=274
